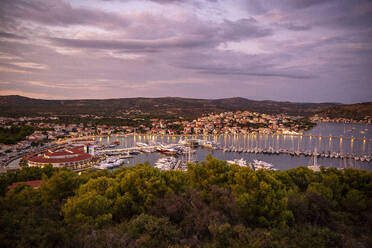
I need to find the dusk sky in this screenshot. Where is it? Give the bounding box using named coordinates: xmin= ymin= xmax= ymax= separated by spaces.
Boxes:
xmin=0 ymin=0 xmax=371 ymax=103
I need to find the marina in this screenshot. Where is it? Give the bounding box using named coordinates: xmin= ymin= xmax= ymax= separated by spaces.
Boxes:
xmin=90 ymin=123 xmax=372 ymax=171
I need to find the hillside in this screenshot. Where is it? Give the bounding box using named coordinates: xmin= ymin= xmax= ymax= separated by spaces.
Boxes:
xmin=1 ymin=158 xmax=371 ymax=247
xmin=0 ymin=95 xmax=339 ymax=118
xmin=316 ymin=102 xmax=372 ymax=120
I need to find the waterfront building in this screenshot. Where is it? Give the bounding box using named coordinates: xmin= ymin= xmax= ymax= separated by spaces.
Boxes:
xmin=26 ymin=145 xmax=93 ymax=169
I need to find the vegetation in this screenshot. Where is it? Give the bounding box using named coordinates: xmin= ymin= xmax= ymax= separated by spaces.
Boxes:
xmin=282 ymin=118 xmax=317 ymax=131
xmin=167 ymin=123 xmax=184 ymax=134
xmin=38 ymin=115 xmax=153 ymax=128
xmin=0 ymin=125 xmax=35 ymax=144
xmin=0 ymin=95 xmax=339 ymax=118
xmin=0 ymin=157 xmax=371 ymax=247
xmin=316 ymin=102 xmax=372 ymax=121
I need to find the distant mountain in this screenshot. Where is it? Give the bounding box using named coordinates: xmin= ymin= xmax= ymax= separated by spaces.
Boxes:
xmin=0 ymin=95 xmax=340 ymax=118
xmin=315 ymin=102 xmax=372 ymax=120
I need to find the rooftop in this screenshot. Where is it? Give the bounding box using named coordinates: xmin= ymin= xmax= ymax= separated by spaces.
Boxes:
xmin=8 ymin=180 xmax=44 ymax=189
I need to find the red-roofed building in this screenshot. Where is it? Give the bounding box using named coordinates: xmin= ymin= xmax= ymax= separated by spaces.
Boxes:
xmin=26 ymin=145 xmax=93 ymax=169
xmin=8 ymin=180 xmax=44 ymax=189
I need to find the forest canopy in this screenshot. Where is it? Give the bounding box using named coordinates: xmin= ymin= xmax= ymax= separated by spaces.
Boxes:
xmin=0 ymin=157 xmax=371 ymax=247
xmin=0 ymin=126 xmax=35 ymax=144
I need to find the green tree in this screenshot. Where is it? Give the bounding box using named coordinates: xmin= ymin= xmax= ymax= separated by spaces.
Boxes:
xmin=62 ymin=191 xmax=113 ymax=227
xmin=120 ymin=214 xmax=180 ymax=248
xmin=41 ymin=170 xmax=81 ymax=206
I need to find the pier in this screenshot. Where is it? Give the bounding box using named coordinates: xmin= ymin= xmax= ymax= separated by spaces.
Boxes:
xmin=99 ymin=145 xmax=159 ymax=153
xmin=59 ymin=133 xmax=372 ymax=143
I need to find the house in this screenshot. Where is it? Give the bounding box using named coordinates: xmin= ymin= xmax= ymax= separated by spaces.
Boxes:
xmin=8 ymin=180 xmax=45 ymax=190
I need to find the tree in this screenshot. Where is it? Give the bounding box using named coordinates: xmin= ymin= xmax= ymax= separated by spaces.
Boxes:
xmin=41 ymin=170 xmax=81 ymax=206
xmin=120 ymin=214 xmax=180 ymax=248
xmin=62 ymin=191 xmax=113 ymax=227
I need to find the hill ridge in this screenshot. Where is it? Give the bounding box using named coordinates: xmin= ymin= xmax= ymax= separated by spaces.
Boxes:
xmin=0 ymin=95 xmax=348 ymax=118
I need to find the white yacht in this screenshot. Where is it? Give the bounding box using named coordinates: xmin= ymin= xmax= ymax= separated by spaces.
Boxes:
xmin=94 ymin=163 xmax=119 ymax=170
xmin=154 ymin=156 xmax=177 ymax=170
xmin=252 ymin=159 xmax=276 ymax=171
xmin=136 ymin=142 xmax=149 ymax=147
xmin=94 ymin=157 xmax=128 ymax=170
xmin=227 ymin=158 xmax=249 ymax=167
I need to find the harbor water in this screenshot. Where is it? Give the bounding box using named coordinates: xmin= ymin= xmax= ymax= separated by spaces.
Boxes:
xmin=96 ymin=122 xmax=372 ymax=171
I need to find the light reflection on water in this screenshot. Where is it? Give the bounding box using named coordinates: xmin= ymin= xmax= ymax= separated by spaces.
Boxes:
xmin=97 ymin=123 xmax=372 ymax=171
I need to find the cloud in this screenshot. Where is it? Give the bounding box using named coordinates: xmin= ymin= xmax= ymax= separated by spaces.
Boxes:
xmin=0 ymin=66 xmax=29 ymax=74
xmin=0 ymin=0 xmax=370 ymax=103
xmin=0 ymin=31 xmax=26 ymax=40
xmin=220 ymin=18 xmax=272 ymax=40
xmin=330 ymin=8 xmax=372 ymax=29
xmin=49 ymin=36 xmax=210 ymax=50
xmin=141 ymin=0 xmax=190 ymax=3
xmin=0 ymin=0 xmax=130 ymax=28
xmin=26 ymin=81 xmax=105 ymax=91
xmin=47 ymin=17 xmax=272 ymax=52
xmin=186 ymin=65 xmax=312 ymax=79
xmin=275 ymin=22 xmax=312 ymax=31
xmin=245 ymin=0 xmax=336 ymax=12
xmin=11 ymin=62 xmax=48 ymax=70
xmin=145 ymin=78 xmax=211 ymax=85
xmin=102 ymin=0 xmax=212 ymax=6
xmin=0 ymin=62 xmax=38 ymax=74
xmin=27 ymin=81 xmax=72 ymax=88
xmin=287 ymin=0 xmax=335 ymax=9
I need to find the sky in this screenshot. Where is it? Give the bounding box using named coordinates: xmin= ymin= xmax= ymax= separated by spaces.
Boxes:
xmin=0 ymin=0 xmax=371 ymax=103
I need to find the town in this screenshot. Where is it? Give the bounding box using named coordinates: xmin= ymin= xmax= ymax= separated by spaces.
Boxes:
xmin=310 ymin=114 xmax=372 ymax=124
xmin=3 ymin=108 xmax=372 ymax=172
xmin=0 ymin=110 xmax=313 ymax=155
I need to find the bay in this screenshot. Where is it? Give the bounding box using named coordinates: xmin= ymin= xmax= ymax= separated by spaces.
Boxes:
xmin=97 ymin=122 xmax=372 ymax=171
